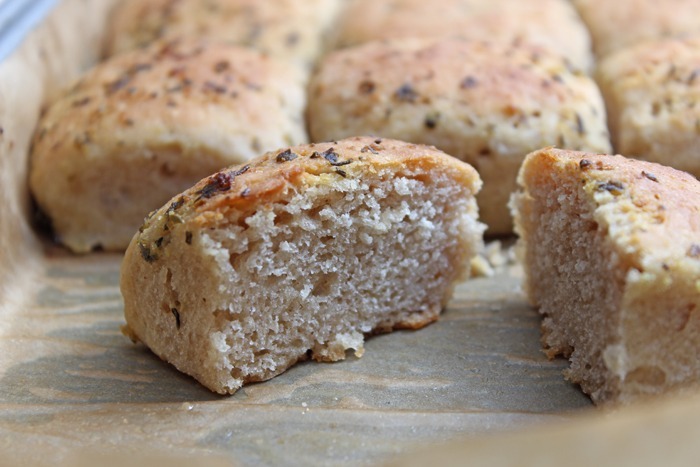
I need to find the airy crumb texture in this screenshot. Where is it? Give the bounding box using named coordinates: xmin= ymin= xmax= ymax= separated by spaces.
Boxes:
xmin=29 ymin=38 xmax=307 ymax=253
xmin=308 ymin=38 xmax=611 ymax=234
xmin=573 ymin=0 xmax=700 ymax=58
xmin=331 ymin=0 xmax=593 ymax=72
xmin=105 ymin=0 xmax=343 ymax=70
xmin=512 ymin=148 xmax=700 ymax=405
xmin=597 ymin=35 xmax=700 ymax=178
xmin=120 ymin=136 xmax=484 ymax=394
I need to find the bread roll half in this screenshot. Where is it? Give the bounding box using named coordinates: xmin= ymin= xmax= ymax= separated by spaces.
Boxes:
xmin=512 ymin=148 xmax=700 ymax=404
xmin=120 ymin=137 xmax=484 ymax=394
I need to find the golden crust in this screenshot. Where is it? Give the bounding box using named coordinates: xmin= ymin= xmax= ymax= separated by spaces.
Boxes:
xmin=332 ymin=0 xmax=593 ymax=72
xmin=135 ymin=136 xmax=482 ymax=247
xmin=520 ymin=148 xmax=700 ymax=269
xmin=29 ymin=38 xmax=307 ymax=252
xmin=105 ymin=0 xmax=342 ymax=69
xmin=597 ymin=35 xmax=700 ymax=178
xmin=308 ymin=38 xmax=610 ymax=234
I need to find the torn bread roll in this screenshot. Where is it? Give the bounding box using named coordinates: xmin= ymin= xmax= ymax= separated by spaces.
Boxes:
xmin=512 ymin=148 xmax=700 ymax=404
xmin=597 ymin=35 xmax=700 ymax=178
xmin=29 ymin=38 xmax=307 ymax=253
xmin=120 ymin=137 xmax=484 ymax=395
xmin=573 ymin=0 xmax=700 ymax=58
xmin=308 ymin=38 xmax=611 ymax=234
xmin=105 ymin=0 xmax=342 ymax=70
xmin=331 ymin=0 xmax=594 ymax=73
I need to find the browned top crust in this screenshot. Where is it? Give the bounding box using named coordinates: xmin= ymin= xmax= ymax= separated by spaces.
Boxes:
xmin=31 ymin=37 xmax=307 ymax=176
xmin=519 ymin=148 xmax=700 ymax=273
xmin=133 ymin=136 xmax=482 ymax=261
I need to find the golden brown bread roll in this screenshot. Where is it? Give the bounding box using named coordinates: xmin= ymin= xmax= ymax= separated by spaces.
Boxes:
xmin=512 ymin=148 xmax=700 ymax=404
xmin=120 ymin=136 xmax=484 ymax=394
xmin=30 ymin=38 xmax=307 ymax=252
xmin=597 ymin=35 xmax=700 ymax=178
xmin=308 ymin=38 xmax=611 ymax=234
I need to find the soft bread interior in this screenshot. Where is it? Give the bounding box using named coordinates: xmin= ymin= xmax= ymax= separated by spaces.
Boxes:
xmin=512 ymin=157 xmax=625 ymax=402
xmin=148 ymin=167 xmax=482 ymax=393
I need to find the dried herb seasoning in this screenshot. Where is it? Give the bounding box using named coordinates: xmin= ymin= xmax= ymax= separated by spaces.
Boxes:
xmin=139 ymin=242 xmax=158 ymax=262
xmin=642 ymin=171 xmax=659 ymax=182
xmin=460 ymin=76 xmax=478 ymax=89
xmin=394 ymin=83 xmax=418 ymax=102
xmin=196 ymin=172 xmax=233 ymax=199
xmin=171 ymin=308 xmax=181 ymax=329
xmin=596 ymin=181 xmax=625 ymax=195
xmin=689 ymin=244 xmax=700 ymax=258
xmin=276 ymin=149 xmax=298 ymax=162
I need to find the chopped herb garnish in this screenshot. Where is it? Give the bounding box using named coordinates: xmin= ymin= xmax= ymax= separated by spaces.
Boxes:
xmin=642 ymin=171 xmax=658 ymax=182
xmin=689 ymin=244 xmax=700 ymax=258
xmin=203 ymin=81 xmax=227 ymax=94
xmin=425 ymin=111 xmax=440 ymax=129
xmin=196 ymin=172 xmax=233 ymax=199
xmin=276 ymin=149 xmax=298 ymax=162
xmin=322 ymin=148 xmax=339 ymax=164
xmin=460 ymin=76 xmax=478 ymax=89
xmin=139 ymin=242 xmax=158 ymax=262
xmin=575 ymin=113 xmax=585 ymax=135
xmin=171 ymin=308 xmax=181 ymax=329
xmin=596 ymin=181 xmax=625 ymax=195
xmin=394 ymin=83 xmax=418 ymax=102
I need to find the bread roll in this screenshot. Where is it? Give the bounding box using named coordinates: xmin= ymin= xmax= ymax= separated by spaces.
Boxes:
xmin=30 ymin=38 xmax=307 ymax=253
xmin=105 ymin=0 xmax=342 ymax=70
xmin=512 ymin=148 xmax=700 ymax=404
xmin=574 ymin=0 xmax=700 ymax=58
xmin=308 ymin=38 xmax=611 ymax=234
xmin=332 ymin=0 xmax=594 ymax=73
xmin=597 ymin=35 xmax=700 ymax=178
xmin=120 ymin=137 xmax=484 ymax=395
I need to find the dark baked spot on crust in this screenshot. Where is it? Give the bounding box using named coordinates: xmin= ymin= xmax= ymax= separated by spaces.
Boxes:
xmin=579 ymin=159 xmax=592 ymax=170
xmin=358 ymin=80 xmax=375 ymax=94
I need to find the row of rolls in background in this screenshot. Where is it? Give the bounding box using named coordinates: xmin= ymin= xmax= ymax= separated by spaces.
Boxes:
xmin=28 ymin=0 xmax=700 ymax=252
